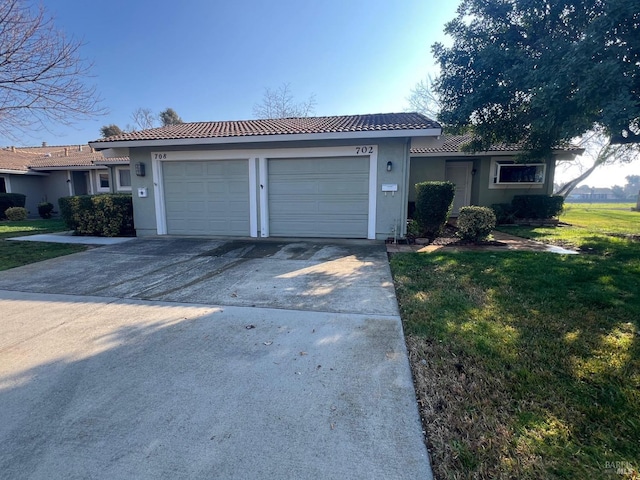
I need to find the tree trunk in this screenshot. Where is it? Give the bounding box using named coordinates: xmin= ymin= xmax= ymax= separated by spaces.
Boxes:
xmin=556 ymin=161 xmax=602 ymax=198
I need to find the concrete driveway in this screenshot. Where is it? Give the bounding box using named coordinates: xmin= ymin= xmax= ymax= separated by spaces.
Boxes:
xmin=0 ymin=238 xmax=432 ymax=479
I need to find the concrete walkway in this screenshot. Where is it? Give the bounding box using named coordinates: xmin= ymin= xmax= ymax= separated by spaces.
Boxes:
xmin=0 ymin=238 xmax=433 ymax=480
xmin=6 ymin=231 xmax=135 ymax=245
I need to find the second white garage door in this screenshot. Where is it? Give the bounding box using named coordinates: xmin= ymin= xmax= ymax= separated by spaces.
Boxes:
xmin=268 ymin=156 xmax=369 ymax=238
xmin=163 ymin=160 xmax=250 ymax=236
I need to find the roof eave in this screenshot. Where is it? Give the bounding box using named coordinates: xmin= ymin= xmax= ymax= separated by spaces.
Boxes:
xmin=411 ymin=148 xmax=583 ymax=158
xmin=90 ymin=128 xmax=443 ymax=150
xmin=30 ymin=165 xmax=105 ymax=171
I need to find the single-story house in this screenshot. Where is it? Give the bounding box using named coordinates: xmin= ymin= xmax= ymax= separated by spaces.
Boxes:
xmin=0 ymin=144 xmax=130 ymax=215
xmin=89 ymin=113 xmax=581 ymax=240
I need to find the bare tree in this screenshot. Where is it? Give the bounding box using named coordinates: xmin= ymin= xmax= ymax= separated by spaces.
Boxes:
xmin=555 ymin=130 xmax=639 ymax=197
xmin=252 ymin=83 xmax=316 ymax=119
xmin=0 ymin=0 xmax=104 ymax=140
xmin=406 ymin=75 xmax=441 ymax=119
xmin=130 ymin=107 xmax=156 ymax=130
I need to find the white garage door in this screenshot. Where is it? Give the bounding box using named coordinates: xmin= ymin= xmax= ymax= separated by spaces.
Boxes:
xmin=268 ymin=157 xmax=369 ymax=238
xmin=163 ymin=160 xmax=250 ymax=236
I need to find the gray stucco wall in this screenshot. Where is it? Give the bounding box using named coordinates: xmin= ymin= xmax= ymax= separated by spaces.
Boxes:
xmin=43 ymin=171 xmax=73 ymax=211
xmin=375 ymin=139 xmax=411 ymax=238
xmin=5 ymin=175 xmax=46 ymax=217
xmin=127 ymin=138 xmax=412 ymax=240
xmin=408 ymin=157 xmax=446 ymax=202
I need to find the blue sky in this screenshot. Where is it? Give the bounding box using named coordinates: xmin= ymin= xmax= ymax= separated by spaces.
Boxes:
xmin=8 ymin=0 xmax=455 ymax=146
xmin=3 ymin=0 xmax=637 ymax=187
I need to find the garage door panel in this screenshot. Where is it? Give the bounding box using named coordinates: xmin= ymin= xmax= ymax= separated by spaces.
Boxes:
xmin=163 ymin=160 xmax=250 ymax=236
xmin=268 ymin=157 xmax=369 ymax=238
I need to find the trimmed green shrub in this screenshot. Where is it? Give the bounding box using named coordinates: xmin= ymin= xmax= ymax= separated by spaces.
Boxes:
xmin=5 ymin=206 xmax=28 ymax=221
xmin=38 ymin=202 xmax=55 ymax=219
xmin=414 ymin=181 xmax=455 ymax=240
xmin=457 ymin=206 xmax=496 ymax=242
xmin=59 ymin=194 xmax=134 ymax=237
xmin=0 ymin=193 xmax=26 ymax=219
xmin=491 ymin=203 xmax=516 ymax=224
xmin=511 ymin=195 xmax=564 ymax=219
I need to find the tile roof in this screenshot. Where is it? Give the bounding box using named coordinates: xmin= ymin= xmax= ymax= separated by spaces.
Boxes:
xmin=91 ymin=113 xmax=441 ymax=144
xmin=0 ymin=145 xmax=129 ymax=172
xmin=411 ymin=133 xmax=582 ymax=154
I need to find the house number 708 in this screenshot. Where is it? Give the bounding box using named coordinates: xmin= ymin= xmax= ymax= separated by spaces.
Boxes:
xmin=355 ymin=146 xmax=373 ymax=154
xmin=154 ymin=153 xmax=167 ymax=160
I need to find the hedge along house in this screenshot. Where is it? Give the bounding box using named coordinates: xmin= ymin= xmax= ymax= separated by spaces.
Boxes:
xmin=409 ymin=134 xmax=583 ymax=216
xmin=0 ymin=145 xmax=130 ymax=216
xmin=89 ymin=113 xmax=442 ymax=240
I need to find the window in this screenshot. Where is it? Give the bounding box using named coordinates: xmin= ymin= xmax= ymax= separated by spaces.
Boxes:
xmin=116 ymin=167 xmax=132 ymax=191
xmin=97 ymin=172 xmax=110 ymax=192
xmin=491 ymin=160 xmax=545 ymax=187
xmin=0 ymin=176 xmax=6 ymax=193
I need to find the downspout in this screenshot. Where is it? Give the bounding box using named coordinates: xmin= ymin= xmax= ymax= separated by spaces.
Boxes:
xmin=66 ymin=171 xmax=73 ymax=196
xmin=108 ymin=166 xmax=116 ymax=193
xmin=400 ymin=137 xmax=411 ymax=236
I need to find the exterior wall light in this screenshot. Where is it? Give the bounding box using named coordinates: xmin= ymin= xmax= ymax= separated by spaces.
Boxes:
xmin=386 ymin=161 xmax=393 ymax=172
xmin=135 ymin=162 xmax=146 ymax=177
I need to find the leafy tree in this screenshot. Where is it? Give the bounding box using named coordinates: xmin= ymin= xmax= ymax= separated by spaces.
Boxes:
xmin=0 ymin=0 xmax=104 ymax=141
xmin=253 ymin=83 xmax=316 ymax=119
xmin=611 ymin=185 xmax=625 ymax=199
xmin=100 ymin=124 xmax=123 ymax=138
xmin=624 ymin=175 xmax=640 ymax=197
xmin=159 ymin=107 xmax=183 ymax=126
xmin=432 ymin=0 xmax=640 ymax=159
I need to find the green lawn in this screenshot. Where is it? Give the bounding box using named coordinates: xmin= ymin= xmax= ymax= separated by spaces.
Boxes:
xmin=391 ymin=204 xmax=640 ymax=479
xmin=0 ymin=219 xmax=86 ymax=271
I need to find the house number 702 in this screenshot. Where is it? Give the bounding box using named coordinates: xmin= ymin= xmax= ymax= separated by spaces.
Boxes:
xmin=355 ymin=146 xmax=373 ymax=154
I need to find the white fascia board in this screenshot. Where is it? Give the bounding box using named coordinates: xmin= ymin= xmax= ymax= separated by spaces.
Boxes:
xmin=90 ymin=128 xmax=442 ymax=150
xmin=411 ymin=149 xmax=582 ymax=159
xmin=93 ymin=161 xmax=130 ymax=166
xmin=411 ymin=150 xmax=517 ymax=158
xmin=0 ymin=169 xmax=47 ymax=176
xmin=30 ymin=166 xmax=105 ymax=171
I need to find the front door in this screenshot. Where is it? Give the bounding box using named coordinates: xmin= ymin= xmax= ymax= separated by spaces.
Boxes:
xmin=72 ymin=171 xmax=88 ymax=195
xmin=445 ymin=162 xmax=472 ymax=216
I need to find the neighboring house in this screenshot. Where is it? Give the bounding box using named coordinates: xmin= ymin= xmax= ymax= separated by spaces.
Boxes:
xmin=567 ymin=185 xmax=615 ymax=201
xmin=0 ymin=145 xmax=130 ymax=216
xmin=89 ymin=113 xmax=582 ymax=239
xmin=410 ymin=134 xmax=582 ymax=215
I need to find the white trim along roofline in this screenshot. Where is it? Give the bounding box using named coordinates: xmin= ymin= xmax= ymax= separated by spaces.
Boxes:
xmin=411 ymin=148 xmax=584 ymax=158
xmin=90 ymin=128 xmax=442 ymax=150
xmin=0 ymin=169 xmax=48 ymax=176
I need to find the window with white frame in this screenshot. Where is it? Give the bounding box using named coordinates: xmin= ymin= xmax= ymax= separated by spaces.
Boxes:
xmin=116 ymin=167 xmax=132 ymax=191
xmin=97 ymin=171 xmax=110 ymax=192
xmin=491 ymin=159 xmax=545 ymax=187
